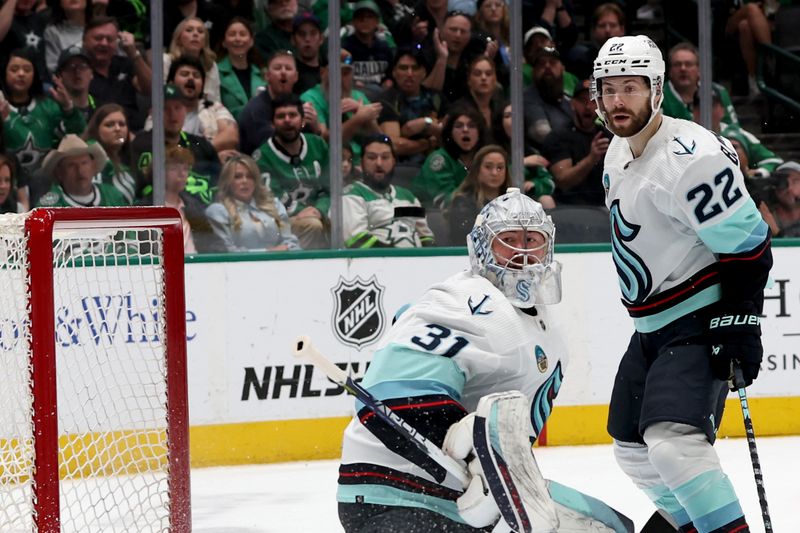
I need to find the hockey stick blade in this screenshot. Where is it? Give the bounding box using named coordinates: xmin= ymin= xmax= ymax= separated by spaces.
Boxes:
xmin=293 ymin=336 xmax=471 ymax=489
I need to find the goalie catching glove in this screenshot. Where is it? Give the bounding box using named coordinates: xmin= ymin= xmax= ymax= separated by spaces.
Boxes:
xmin=708 ymin=313 xmax=763 ymax=389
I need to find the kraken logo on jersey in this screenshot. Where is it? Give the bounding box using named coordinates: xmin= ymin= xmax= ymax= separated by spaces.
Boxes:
xmin=331 ymin=276 xmax=386 ymax=349
xmin=467 ymin=294 xmax=493 ymax=316
xmin=530 ymin=360 xmax=563 ymax=439
xmin=672 ymin=137 xmax=696 ymax=156
xmin=610 ymin=200 xmax=652 ymax=304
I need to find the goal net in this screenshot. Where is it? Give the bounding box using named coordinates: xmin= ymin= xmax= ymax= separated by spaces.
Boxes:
xmin=0 ymin=207 xmax=190 ymax=532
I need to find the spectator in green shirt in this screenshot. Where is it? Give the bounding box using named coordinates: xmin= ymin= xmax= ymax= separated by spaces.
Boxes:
xmin=691 ymin=87 xmax=782 ymax=179
xmin=300 ymin=49 xmax=382 ymax=165
xmin=412 ymin=105 xmax=486 ymax=209
xmin=662 ymin=41 xmax=739 ymax=127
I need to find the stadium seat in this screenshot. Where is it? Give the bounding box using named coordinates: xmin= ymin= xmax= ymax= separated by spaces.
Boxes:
xmin=425 ymin=208 xmax=452 ymax=246
xmin=546 ymin=205 xmax=611 ymax=244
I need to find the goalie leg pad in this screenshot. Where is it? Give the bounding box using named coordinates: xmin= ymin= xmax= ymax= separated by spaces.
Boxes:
xmin=472 ymin=391 xmax=559 ymax=533
xmin=547 ymin=480 xmax=634 ymax=533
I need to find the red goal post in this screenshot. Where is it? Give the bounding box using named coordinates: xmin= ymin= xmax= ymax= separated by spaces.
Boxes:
xmin=0 ymin=207 xmax=190 ymax=532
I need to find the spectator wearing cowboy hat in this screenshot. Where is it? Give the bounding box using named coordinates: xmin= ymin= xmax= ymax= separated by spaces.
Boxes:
xmin=36 ymin=134 xmax=128 ymax=207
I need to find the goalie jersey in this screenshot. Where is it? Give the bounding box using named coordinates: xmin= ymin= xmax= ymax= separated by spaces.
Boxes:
xmin=603 ymin=115 xmax=771 ymax=333
xmin=337 ymin=271 xmax=566 ymax=522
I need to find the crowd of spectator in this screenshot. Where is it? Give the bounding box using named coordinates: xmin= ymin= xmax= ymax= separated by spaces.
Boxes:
xmin=1 ymin=0 xmax=798 ymax=250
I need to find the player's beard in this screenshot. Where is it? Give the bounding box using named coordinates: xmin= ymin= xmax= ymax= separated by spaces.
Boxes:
xmin=605 ymin=101 xmax=651 ymax=138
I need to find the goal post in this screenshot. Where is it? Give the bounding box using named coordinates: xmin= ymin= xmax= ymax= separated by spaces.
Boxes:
xmin=1 ymin=207 xmax=191 ymax=532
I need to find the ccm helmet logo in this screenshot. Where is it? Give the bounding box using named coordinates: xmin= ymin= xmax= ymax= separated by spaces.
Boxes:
xmin=603 ymin=59 xmax=628 ymax=65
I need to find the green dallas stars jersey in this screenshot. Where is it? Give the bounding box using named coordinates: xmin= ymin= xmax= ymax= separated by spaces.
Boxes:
xmin=253 ymin=133 xmax=331 ymax=216
xmin=343 ymin=180 xmax=434 ymax=248
xmin=720 ymin=123 xmax=783 ymax=178
xmin=5 ymin=98 xmax=87 ymax=175
xmin=35 ymin=182 xmax=129 ymax=208
xmin=96 ymin=160 xmax=137 ymax=205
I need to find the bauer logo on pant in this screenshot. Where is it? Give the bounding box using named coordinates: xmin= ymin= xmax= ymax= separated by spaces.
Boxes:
xmin=331 ymin=275 xmax=386 ymax=349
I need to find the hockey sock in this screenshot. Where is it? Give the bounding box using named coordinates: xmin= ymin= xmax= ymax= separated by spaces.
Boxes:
xmin=645 ymin=423 xmax=747 ymax=533
xmin=641 ymin=483 xmax=691 ymax=528
xmin=613 ymin=440 xmax=690 ymax=529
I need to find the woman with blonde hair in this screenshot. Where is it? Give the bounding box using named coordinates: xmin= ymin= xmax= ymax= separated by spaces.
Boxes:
xmin=164 ymin=17 xmax=221 ymax=102
xmin=446 ymin=144 xmax=511 ymax=245
xmin=205 ymin=155 xmax=300 ymax=252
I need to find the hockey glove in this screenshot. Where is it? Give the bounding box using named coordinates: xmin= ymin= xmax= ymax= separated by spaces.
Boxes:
xmin=443 ymin=413 xmax=502 ymax=528
xmin=708 ymin=313 xmax=763 ymax=389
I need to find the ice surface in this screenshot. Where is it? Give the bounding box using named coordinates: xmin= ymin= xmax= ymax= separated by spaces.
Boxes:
xmin=190 ymin=436 xmax=799 ymax=532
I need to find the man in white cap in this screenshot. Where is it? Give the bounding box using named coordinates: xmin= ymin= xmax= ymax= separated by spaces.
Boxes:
xmin=36 ymin=134 xmax=128 ymax=207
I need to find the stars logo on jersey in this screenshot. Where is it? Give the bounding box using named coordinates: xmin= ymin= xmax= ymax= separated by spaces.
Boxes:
xmin=672 ymin=137 xmax=696 ymax=156
xmin=24 ymin=32 xmax=41 ymax=49
xmin=16 ymin=134 xmax=46 ymax=171
xmin=331 ymin=275 xmax=386 ymax=350
xmin=429 ymin=153 xmax=445 ymax=171
xmin=467 ymin=294 xmax=492 ymax=316
xmin=371 ymin=220 xmax=422 ymax=248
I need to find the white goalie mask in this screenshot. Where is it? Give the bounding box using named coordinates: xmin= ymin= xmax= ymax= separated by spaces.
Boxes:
xmin=467 ymin=188 xmax=562 ymax=308
xmin=591 ymin=35 xmax=665 ymax=135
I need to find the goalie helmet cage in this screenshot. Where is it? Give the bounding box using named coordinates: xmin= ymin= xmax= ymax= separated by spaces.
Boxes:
xmin=0 ymin=207 xmax=191 ymax=532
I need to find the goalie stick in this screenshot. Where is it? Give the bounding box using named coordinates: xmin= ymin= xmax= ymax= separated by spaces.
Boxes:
xmin=292 ymin=336 xmax=471 ymax=489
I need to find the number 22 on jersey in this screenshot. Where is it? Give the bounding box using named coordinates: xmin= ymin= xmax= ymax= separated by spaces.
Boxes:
xmin=686 ymin=167 xmax=744 ymax=224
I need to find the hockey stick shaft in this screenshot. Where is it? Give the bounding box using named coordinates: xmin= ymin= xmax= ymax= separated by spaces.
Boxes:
xmin=732 ymin=365 xmax=772 ymax=533
xmin=293 ymin=336 xmax=470 ymax=489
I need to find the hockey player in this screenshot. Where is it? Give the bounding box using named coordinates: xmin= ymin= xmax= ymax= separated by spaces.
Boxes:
xmin=337 ymin=188 xmax=634 ymax=532
xmin=592 ymin=36 xmax=773 ymax=532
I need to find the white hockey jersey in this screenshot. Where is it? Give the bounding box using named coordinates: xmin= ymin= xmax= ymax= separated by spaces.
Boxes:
xmin=603 ymin=115 xmax=769 ymax=333
xmin=337 ymin=270 xmax=566 ymax=522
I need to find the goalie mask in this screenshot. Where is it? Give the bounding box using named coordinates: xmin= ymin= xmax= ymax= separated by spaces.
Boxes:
xmin=467 ymin=188 xmax=562 ymax=308
xmin=591 ymin=35 xmax=665 ymax=136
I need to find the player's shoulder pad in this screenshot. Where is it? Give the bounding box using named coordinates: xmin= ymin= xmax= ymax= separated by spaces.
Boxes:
xmin=650 ymin=117 xmax=739 ymax=189
xmin=661 ymin=117 xmax=729 ymax=165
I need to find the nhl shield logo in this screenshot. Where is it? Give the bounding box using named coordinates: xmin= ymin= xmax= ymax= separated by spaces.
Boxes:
xmin=331 ymin=276 xmax=386 ymax=349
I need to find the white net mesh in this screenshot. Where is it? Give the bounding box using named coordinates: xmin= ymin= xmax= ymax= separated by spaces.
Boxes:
xmin=0 ymin=212 xmax=175 ymax=532
xmin=0 ymin=213 xmax=36 ymax=532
